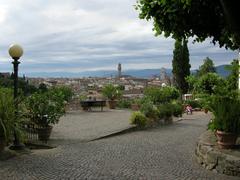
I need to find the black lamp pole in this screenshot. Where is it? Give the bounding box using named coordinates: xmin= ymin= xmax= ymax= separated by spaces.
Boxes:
xmin=10 ymin=58 xmax=23 ymax=149
xmin=9 ymin=45 xmax=25 ymax=150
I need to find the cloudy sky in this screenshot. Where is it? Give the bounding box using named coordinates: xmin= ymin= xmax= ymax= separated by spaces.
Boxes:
xmin=0 ymin=0 xmax=238 ymax=76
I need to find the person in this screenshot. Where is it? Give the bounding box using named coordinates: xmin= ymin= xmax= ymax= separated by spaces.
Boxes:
xmin=186 ymin=104 xmax=193 ymax=115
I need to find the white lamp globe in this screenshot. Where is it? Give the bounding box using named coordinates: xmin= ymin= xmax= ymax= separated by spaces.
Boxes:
xmin=9 ymin=44 xmax=23 ymax=59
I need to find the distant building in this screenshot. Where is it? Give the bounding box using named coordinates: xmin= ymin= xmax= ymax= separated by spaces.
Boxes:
xmin=0 ymin=72 xmax=11 ymax=78
xmin=117 ymin=63 xmax=122 ymax=78
xmin=160 ymin=68 xmax=167 ymax=80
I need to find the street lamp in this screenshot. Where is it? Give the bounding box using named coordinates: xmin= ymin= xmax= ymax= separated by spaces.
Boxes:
xmin=8 ymin=44 xmax=25 ymax=150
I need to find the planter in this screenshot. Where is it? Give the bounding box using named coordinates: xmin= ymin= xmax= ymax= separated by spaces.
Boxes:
xmin=82 ymin=106 xmax=89 ymax=111
xmin=108 ymin=100 xmax=117 ymax=109
xmin=204 ymin=109 xmax=208 ymax=114
xmin=0 ymin=136 xmax=5 ymax=153
xmin=216 ymin=130 xmax=238 ymax=149
xmin=131 ymin=104 xmax=140 ymax=111
xmin=164 ymin=116 xmax=173 ymax=124
xmin=37 ymin=126 xmax=53 ymax=142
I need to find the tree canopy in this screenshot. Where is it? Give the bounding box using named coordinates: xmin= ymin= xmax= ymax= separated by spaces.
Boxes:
xmin=197 ymin=57 xmax=216 ymax=77
xmin=136 ymin=0 xmax=240 ymax=49
xmin=226 ymin=59 xmax=239 ymax=90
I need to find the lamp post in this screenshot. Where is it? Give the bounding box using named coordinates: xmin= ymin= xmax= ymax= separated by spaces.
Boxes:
xmin=8 ymin=44 xmax=25 ymax=150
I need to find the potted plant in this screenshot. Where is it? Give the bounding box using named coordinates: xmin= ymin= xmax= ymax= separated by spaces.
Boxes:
xmin=131 ymin=98 xmax=141 ymax=111
xmin=0 ymin=88 xmax=15 ymax=152
xmin=208 ymin=94 xmax=240 ymax=149
xmin=26 ymin=90 xmax=65 ymax=142
xmin=102 ymin=84 xmax=122 ymax=109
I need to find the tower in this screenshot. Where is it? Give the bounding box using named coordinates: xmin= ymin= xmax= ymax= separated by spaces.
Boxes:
xmin=118 ymin=63 xmax=122 ymax=78
xmin=160 ymin=67 xmax=167 ymax=80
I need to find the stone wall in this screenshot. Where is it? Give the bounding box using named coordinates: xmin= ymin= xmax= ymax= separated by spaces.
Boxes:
xmin=65 ymin=98 xmax=81 ymax=111
xmin=195 ymin=131 xmax=240 ymax=177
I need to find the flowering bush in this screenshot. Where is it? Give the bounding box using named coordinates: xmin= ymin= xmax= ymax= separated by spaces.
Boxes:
xmin=26 ymin=90 xmax=66 ymax=127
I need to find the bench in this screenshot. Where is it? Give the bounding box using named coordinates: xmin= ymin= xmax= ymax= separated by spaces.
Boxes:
xmin=80 ymin=100 xmax=106 ymax=111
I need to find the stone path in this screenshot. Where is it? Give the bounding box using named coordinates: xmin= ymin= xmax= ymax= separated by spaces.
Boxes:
xmin=0 ymin=111 xmax=239 ymax=179
xmin=51 ymin=109 xmax=133 ymax=143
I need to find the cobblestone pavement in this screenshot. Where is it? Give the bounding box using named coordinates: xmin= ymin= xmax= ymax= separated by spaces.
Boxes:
xmin=51 ymin=109 xmax=133 ymax=143
xmin=0 ymin=111 xmax=238 ymax=180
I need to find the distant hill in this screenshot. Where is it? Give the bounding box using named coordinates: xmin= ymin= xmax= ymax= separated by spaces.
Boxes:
xmin=25 ymin=65 xmax=231 ymax=78
xmin=215 ymin=65 xmax=231 ymax=77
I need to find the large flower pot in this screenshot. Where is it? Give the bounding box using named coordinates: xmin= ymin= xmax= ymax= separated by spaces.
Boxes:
xmin=37 ymin=126 xmax=53 ymax=142
xmin=108 ymin=100 xmax=117 ymax=109
xmin=131 ymin=104 xmax=140 ymax=111
xmin=0 ymin=136 xmax=5 ymax=153
xmin=164 ymin=116 xmax=173 ymax=125
xmin=216 ymin=130 xmax=238 ymax=149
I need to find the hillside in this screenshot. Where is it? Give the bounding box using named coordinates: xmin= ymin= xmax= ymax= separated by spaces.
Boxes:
xmin=25 ymin=65 xmax=230 ymax=78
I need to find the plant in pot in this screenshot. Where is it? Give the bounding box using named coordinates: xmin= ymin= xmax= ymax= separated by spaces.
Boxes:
xmin=208 ymin=93 xmax=240 ymax=149
xmin=26 ymin=91 xmax=65 ymax=142
xmin=0 ymin=88 xmax=15 ymax=152
xmin=131 ymin=98 xmax=142 ymax=111
xmin=102 ymin=84 xmax=122 ymax=109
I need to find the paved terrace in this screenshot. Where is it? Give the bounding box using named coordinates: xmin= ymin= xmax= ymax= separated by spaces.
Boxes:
xmin=0 ymin=110 xmax=238 ymax=179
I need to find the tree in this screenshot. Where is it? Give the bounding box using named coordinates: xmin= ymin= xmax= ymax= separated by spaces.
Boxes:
xmin=136 ymin=0 xmax=240 ymax=50
xmin=197 ymin=57 xmax=216 ymax=77
xmin=185 ymin=75 xmax=198 ymax=93
xmin=38 ymin=83 xmax=48 ymax=93
xmin=172 ymin=39 xmax=191 ymax=94
xmin=196 ymin=73 xmax=225 ymax=95
xmin=226 ymin=59 xmax=239 ymax=91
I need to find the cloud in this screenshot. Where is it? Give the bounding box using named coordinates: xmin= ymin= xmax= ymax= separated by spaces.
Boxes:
xmin=0 ymin=0 xmax=237 ymax=76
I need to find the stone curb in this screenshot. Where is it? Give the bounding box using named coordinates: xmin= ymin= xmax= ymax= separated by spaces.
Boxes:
xmin=195 ymin=130 xmax=240 ymax=177
xmin=90 ymin=125 xmax=137 ymax=141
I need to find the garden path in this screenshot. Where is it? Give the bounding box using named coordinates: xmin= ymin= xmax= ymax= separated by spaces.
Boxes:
xmin=0 ymin=111 xmax=238 ymax=179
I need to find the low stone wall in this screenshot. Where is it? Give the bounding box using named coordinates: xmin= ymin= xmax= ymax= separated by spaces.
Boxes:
xmin=65 ymin=98 xmax=81 ymax=111
xmin=195 ymin=131 xmax=240 ymax=177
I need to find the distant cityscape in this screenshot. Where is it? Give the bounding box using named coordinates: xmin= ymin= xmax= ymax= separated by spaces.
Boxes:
xmin=14 ymin=64 xmax=230 ymax=78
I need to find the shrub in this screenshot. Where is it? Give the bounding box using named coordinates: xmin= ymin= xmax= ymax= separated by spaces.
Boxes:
xmin=130 ymin=111 xmax=147 ymax=127
xmin=140 ymin=99 xmax=158 ymax=119
xmin=132 ymin=98 xmax=142 ymax=105
xmin=208 ymin=95 xmax=240 ymax=134
xmin=117 ymin=99 xmax=132 ymax=109
xmin=50 ymin=86 xmax=73 ymax=102
xmin=157 ymin=103 xmax=173 ymax=119
xmin=144 ymin=86 xmax=180 ymax=104
xmin=102 ymin=84 xmax=122 ymax=100
xmin=0 ymin=88 xmax=15 ymax=142
xmin=171 ymin=101 xmax=183 ymax=117
xmin=184 ymin=99 xmax=202 ymax=109
xmin=26 ymin=91 xmax=65 ymax=127
xmin=195 ymin=73 xmax=226 ymax=95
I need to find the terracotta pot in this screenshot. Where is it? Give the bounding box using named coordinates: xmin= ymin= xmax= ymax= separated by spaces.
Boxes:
xmin=131 ymin=104 xmax=140 ymax=111
xmin=164 ymin=116 xmax=173 ymax=124
xmin=37 ymin=126 xmax=53 ymax=142
xmin=108 ymin=100 xmax=117 ymax=109
xmin=0 ymin=136 xmax=5 ymax=153
xmin=204 ymin=109 xmax=208 ymax=114
xmin=216 ymin=130 xmax=238 ymax=149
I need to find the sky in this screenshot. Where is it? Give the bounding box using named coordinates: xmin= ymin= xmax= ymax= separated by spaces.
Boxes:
xmin=0 ymin=0 xmax=238 ymax=76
